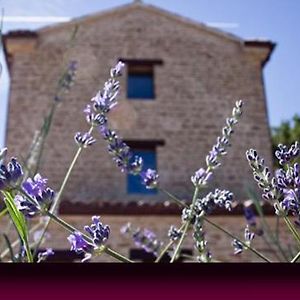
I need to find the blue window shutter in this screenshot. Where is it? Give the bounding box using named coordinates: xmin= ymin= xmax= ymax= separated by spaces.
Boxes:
xmin=127 ymin=149 xmax=157 ymax=194
xmin=127 ymin=74 xmax=154 ymax=99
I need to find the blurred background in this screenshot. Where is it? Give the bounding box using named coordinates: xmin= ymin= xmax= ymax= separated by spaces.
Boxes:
xmin=0 ymin=0 xmax=300 ymax=149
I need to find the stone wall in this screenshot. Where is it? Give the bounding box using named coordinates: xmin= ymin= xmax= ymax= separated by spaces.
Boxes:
xmin=5 ymin=4 xmax=273 ymax=206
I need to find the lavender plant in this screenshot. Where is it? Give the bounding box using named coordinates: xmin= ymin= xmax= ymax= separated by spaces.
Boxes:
xmin=1 ymin=59 xmax=300 ymax=263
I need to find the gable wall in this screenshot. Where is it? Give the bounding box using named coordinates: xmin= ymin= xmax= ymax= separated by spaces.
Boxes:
xmin=6 ymin=7 xmax=273 ymax=206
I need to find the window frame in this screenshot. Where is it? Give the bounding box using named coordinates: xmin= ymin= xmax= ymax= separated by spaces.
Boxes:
xmin=119 ymin=58 xmax=163 ymax=101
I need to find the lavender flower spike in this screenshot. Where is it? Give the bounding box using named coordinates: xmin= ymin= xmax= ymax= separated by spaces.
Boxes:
xmin=84 ymin=61 xmax=125 ymax=127
xmin=205 ymin=100 xmax=243 ymax=171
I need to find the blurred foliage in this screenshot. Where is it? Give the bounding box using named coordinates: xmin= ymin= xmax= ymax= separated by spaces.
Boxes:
xmin=272 ymin=114 xmax=300 ymax=167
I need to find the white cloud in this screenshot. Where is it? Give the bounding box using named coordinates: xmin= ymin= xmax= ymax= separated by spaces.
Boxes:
xmin=3 ymin=16 xmax=71 ymax=23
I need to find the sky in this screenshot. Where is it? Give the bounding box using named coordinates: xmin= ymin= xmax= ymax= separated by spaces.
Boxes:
xmin=0 ymin=0 xmax=299 ymax=148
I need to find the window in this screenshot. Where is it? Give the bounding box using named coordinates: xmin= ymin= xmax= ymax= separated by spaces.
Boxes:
xmin=127 ymin=64 xmax=154 ymax=99
xmin=119 ymin=59 xmax=163 ymax=100
xmin=125 ymin=140 xmax=164 ymax=195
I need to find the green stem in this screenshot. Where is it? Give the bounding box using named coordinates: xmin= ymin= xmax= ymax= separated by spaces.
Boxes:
xmin=104 ymin=247 xmax=134 ymax=263
xmin=32 ymin=126 xmax=94 ymax=257
xmin=170 ymin=221 xmax=190 ymax=263
xmin=155 ymin=223 xmax=186 ymax=263
xmin=291 ymin=251 xmax=300 ymax=263
xmin=0 ymin=222 xmax=41 ymax=259
xmin=47 ymin=211 xmax=133 ymax=263
xmin=155 ymin=240 xmax=174 ymax=263
xmin=204 ymin=217 xmax=271 ymax=262
xmin=52 ymin=127 xmax=93 ymax=213
xmin=32 ymin=103 xmax=57 ymax=175
xmin=170 ymin=186 xmax=200 ymax=263
xmin=252 ymin=198 xmax=288 ymax=261
xmin=23 ymin=238 xmax=33 ymax=263
xmin=283 ymin=214 xmax=300 ymax=248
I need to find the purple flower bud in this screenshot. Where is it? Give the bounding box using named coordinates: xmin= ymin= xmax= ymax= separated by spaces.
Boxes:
xmin=110 ymin=61 xmax=125 ymax=77
xmin=141 ymin=169 xmax=159 ymax=189
xmin=0 ymin=157 xmax=23 ymax=191
xmin=275 ymin=142 xmax=300 ymax=166
xmin=74 ymin=132 xmax=96 ymax=147
xmin=232 ymin=239 xmax=244 ymax=255
xmin=191 ymin=168 xmax=212 ymax=186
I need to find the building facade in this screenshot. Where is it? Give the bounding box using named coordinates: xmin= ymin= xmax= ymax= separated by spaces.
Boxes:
xmin=3 ymin=1 xmax=276 ymax=261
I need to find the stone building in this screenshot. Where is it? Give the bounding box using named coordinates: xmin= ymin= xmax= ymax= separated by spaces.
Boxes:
xmin=3 ymin=1 xmax=277 ymax=261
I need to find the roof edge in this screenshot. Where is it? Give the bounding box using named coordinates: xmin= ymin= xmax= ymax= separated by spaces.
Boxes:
xmin=244 ymin=40 xmax=276 ymax=67
xmin=36 ymin=1 xmax=243 ymax=44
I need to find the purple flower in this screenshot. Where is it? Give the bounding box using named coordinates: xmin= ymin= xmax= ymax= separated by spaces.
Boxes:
xmin=0 ymin=157 xmax=23 ymax=191
xmin=68 ymin=216 xmax=110 ymax=259
xmin=129 ymin=156 xmax=143 ymax=175
xmin=20 ymin=174 xmax=55 ymax=217
xmin=22 ymin=173 xmax=47 ymax=197
xmin=14 ymin=194 xmax=38 ymax=218
xmin=84 ymin=61 xmax=125 ymax=127
xmin=99 ymin=126 xmax=144 ymax=174
xmin=68 ymin=232 xmax=91 ymax=254
xmin=191 ymin=168 xmax=212 ymax=186
xmin=195 ymin=189 xmax=233 ymax=214
xmin=141 ymin=169 xmax=159 ymax=189
xmin=192 ymin=101 xmax=242 ymax=188
xmin=84 ymin=216 xmax=110 ymax=246
xmin=74 ymin=132 xmax=96 ymax=147
xmin=205 ymin=100 xmax=243 ymax=171
xmin=275 ymin=142 xmax=300 ymax=166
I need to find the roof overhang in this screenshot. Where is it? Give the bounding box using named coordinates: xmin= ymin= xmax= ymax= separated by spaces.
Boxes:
xmin=244 ymin=40 xmax=276 ymax=68
xmin=2 ymin=30 xmax=38 ymax=73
